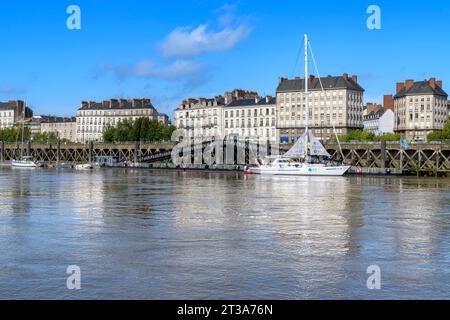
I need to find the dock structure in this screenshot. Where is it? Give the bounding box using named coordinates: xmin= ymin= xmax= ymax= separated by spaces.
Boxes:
xmin=324 ymin=142 xmax=450 ymax=176
xmin=0 ymin=141 xmax=174 ymax=164
xmin=0 ymin=140 xmax=449 ymax=175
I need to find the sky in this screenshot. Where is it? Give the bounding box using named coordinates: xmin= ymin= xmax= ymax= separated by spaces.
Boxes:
xmin=1 ymin=0 xmax=450 ymax=118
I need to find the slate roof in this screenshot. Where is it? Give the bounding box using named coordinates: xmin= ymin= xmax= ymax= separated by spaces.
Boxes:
xmin=363 ymin=110 xmax=383 ymax=121
xmin=40 ymin=116 xmax=76 ymax=123
xmin=277 ymin=76 xmax=364 ymax=93
xmin=78 ymin=100 xmax=156 ymax=111
xmin=0 ymin=101 xmax=18 ymax=111
xmin=225 ymin=97 xmax=276 ymax=108
xmin=395 ymin=81 xmax=448 ymax=98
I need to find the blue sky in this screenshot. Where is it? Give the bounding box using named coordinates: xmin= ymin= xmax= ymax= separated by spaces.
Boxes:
xmin=0 ymin=0 xmax=449 ymax=118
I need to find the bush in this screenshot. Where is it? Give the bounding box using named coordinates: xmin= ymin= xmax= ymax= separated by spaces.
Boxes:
xmin=333 ymin=130 xmax=401 ymax=142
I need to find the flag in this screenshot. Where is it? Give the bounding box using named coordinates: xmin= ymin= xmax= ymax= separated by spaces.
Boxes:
xmin=400 ymin=138 xmax=409 ymax=150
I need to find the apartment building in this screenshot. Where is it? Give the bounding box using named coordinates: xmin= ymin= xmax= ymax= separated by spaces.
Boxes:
xmin=394 ymin=78 xmax=448 ymax=139
xmin=0 ymin=100 xmax=33 ymax=129
xmin=158 ymin=113 xmax=171 ymax=126
xmin=41 ymin=116 xmax=77 ymax=142
xmin=223 ymin=96 xmax=277 ymax=142
xmin=175 ymin=96 xmax=226 ymax=140
xmin=76 ymin=98 xmax=159 ymax=143
xmin=276 ymin=73 xmax=365 ymax=142
xmin=174 ymin=89 xmax=260 ymax=141
xmin=363 ymin=109 xmax=395 ymax=135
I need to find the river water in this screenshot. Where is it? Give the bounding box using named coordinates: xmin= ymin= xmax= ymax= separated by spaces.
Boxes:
xmin=0 ymin=167 xmax=449 ymax=299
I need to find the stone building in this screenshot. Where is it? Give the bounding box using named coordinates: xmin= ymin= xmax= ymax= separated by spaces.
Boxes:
xmin=276 ymin=73 xmax=365 ymax=142
xmin=363 ymin=109 xmax=395 ymax=135
xmin=174 ymin=89 xmax=261 ymax=141
xmin=0 ymin=100 xmax=33 ymax=129
xmin=76 ymin=98 xmax=159 ymax=143
xmin=40 ymin=116 xmax=77 ymax=142
xmin=174 ymin=96 xmax=226 ymax=140
xmin=394 ymin=78 xmax=448 ymax=139
xmin=223 ymin=96 xmax=277 ymax=142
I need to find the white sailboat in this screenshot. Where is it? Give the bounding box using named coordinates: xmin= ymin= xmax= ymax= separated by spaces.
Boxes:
xmin=247 ymin=34 xmax=350 ymax=176
xmin=12 ymin=104 xmax=42 ymax=168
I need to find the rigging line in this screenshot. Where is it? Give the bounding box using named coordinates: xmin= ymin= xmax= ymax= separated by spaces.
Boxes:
xmin=291 ymin=38 xmax=303 ymax=77
xmin=308 ymin=40 xmax=324 ymax=91
xmin=308 ymin=40 xmax=345 ymax=161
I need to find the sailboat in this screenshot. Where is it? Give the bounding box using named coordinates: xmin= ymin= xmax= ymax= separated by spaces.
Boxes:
xmin=12 ymin=104 xmax=42 ymax=168
xmin=246 ymin=34 xmax=350 ymax=176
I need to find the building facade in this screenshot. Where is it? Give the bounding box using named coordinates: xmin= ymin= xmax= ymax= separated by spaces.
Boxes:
xmin=0 ymin=100 xmax=33 ymax=129
xmin=41 ymin=116 xmax=77 ymax=142
xmin=157 ymin=113 xmax=171 ymax=126
xmin=276 ymin=73 xmax=365 ymax=143
xmin=363 ymin=109 xmax=395 ymax=135
xmin=175 ymin=96 xmax=226 ymax=140
xmin=363 ymin=109 xmax=383 ymax=134
xmin=174 ymin=89 xmax=262 ymax=141
xmin=76 ymin=98 xmax=159 ymax=143
xmin=394 ymin=78 xmax=448 ymax=139
xmin=223 ymin=96 xmax=277 ymax=142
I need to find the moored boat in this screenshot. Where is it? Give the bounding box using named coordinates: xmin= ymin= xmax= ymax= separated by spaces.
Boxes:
xmin=246 ymin=34 xmax=350 ymax=177
xmin=12 ymin=156 xmax=42 ymax=168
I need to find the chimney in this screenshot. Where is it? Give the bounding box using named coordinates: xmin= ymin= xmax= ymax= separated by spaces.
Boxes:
xmin=309 ymin=75 xmax=315 ymax=85
xmin=405 ymin=80 xmax=414 ymax=90
xmin=119 ymin=99 xmax=127 ymax=107
xmin=343 ymin=73 xmax=349 ymax=80
xmin=396 ymin=82 xmax=405 ymax=94
xmin=351 ymin=75 xmax=358 ymax=83
xmin=429 ymin=78 xmax=436 ymax=90
xmin=437 ymin=80 xmax=443 ymax=88
xmin=383 ymin=95 xmax=394 ymax=112
xmin=294 ymin=76 xmax=301 ymax=80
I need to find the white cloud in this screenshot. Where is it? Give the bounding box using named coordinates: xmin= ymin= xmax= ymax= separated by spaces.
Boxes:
xmin=0 ymin=84 xmax=26 ymax=94
xmin=98 ymin=59 xmax=205 ymax=81
xmin=159 ymin=24 xmax=250 ymax=58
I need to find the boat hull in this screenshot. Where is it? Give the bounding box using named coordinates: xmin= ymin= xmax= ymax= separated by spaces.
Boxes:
xmin=247 ymin=165 xmax=350 ymax=176
xmin=11 ymin=160 xmax=40 ymax=168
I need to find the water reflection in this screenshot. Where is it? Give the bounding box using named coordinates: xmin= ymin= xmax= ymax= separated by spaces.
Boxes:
xmin=0 ymin=167 xmax=449 ymax=299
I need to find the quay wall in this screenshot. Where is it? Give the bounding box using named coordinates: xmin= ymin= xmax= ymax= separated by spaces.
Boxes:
xmin=1 ymin=140 xmax=449 ymax=175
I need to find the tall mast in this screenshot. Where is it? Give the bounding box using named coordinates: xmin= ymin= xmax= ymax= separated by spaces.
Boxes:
xmin=304 ymin=34 xmax=309 ymax=135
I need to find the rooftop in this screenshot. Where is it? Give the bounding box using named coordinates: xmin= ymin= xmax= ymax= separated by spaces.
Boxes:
xmin=78 ymin=98 xmax=156 ymax=111
xmin=394 ymin=78 xmax=448 ymax=98
xmin=0 ymin=100 xmax=24 ymax=111
xmin=225 ymin=96 xmax=276 ymax=108
xmin=40 ymin=116 xmax=76 ymax=123
xmin=277 ymin=74 xmax=364 ymax=92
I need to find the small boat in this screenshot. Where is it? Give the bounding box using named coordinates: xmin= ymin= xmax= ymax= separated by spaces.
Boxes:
xmin=75 ymin=163 xmax=94 ymax=170
xmin=12 ymin=156 xmax=42 ymax=168
xmin=12 ymin=106 xmax=42 ymax=168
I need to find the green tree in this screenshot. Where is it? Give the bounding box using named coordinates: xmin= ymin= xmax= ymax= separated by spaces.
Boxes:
xmin=427 ymin=120 xmax=450 ymax=141
xmin=102 ymin=117 xmax=175 ymax=143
